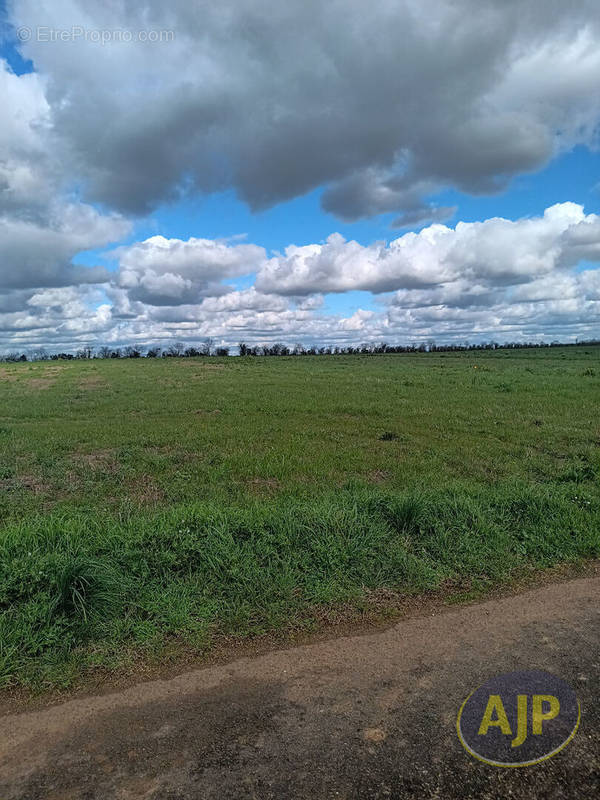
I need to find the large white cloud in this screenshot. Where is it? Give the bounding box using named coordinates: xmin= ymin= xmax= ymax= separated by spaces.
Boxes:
xmin=113 ymin=236 xmax=266 ymax=304
xmin=256 ymin=203 xmax=600 ymax=295
xmin=0 ymin=61 xmax=51 ymax=214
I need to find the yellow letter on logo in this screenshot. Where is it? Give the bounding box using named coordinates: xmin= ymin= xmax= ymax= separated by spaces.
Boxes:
xmin=511 ymin=695 xmax=528 ymax=748
xmin=478 ymin=695 xmax=512 ymax=736
xmin=532 ymin=695 xmax=560 ymax=734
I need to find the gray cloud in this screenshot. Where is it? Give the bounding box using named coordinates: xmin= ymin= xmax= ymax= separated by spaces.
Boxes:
xmin=0 ymin=203 xmax=128 ymax=290
xmin=10 ymin=0 xmax=600 ymax=221
xmin=320 ymin=169 xmax=457 ymax=228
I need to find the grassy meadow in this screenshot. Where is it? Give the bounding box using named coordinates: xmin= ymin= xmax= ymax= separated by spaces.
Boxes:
xmin=1 ymin=347 xmax=599 ymax=689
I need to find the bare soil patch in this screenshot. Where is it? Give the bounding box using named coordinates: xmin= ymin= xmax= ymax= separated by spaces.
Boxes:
xmin=16 ymin=474 xmax=50 ymax=495
xmin=26 ymin=378 xmax=56 ymax=390
xmin=246 ymin=477 xmax=281 ymax=495
xmin=78 ymin=375 xmax=109 ymax=390
xmin=368 ymin=469 xmax=391 ymax=484
xmin=127 ymin=474 xmax=166 ymax=505
xmin=72 ymin=449 xmax=120 ymax=474
xmin=23 ymin=367 xmax=66 ymax=390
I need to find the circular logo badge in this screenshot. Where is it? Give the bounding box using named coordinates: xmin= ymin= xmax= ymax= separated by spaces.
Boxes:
xmin=457 ymin=670 xmax=580 ymax=767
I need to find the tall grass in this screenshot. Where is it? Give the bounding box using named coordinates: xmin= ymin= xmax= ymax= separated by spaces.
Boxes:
xmin=1 ymin=481 xmax=598 ymax=689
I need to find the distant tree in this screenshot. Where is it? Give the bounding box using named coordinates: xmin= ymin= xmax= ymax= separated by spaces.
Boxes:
xmin=215 ymin=346 xmax=230 ymax=357
xmin=238 ymin=342 xmax=249 ymax=356
xmin=166 ymin=342 xmax=184 ymax=357
xmin=76 ymin=347 xmax=93 ymax=359
xmin=200 ymin=337 xmax=214 ymax=357
xmin=98 ymin=346 xmax=112 ymax=359
xmin=268 ymin=343 xmax=287 ymax=356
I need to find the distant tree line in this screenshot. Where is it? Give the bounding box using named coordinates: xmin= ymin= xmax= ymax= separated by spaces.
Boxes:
xmin=1 ymin=338 xmax=599 ymax=363
xmin=235 ymin=339 xmax=600 ymax=356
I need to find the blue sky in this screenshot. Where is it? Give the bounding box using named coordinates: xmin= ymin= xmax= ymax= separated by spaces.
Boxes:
xmin=116 ymin=145 xmax=600 ymax=251
xmin=71 ymin=146 xmax=600 ymax=318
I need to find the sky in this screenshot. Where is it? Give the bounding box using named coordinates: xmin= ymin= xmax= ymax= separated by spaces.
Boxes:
xmin=1 ymin=0 xmax=600 ymax=353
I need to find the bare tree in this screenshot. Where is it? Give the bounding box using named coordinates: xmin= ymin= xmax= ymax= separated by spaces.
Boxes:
xmin=200 ymin=337 xmax=214 ymax=357
xmin=166 ymin=342 xmax=185 ymax=357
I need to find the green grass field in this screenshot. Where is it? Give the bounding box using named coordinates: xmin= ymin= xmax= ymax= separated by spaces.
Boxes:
xmin=1 ymin=347 xmax=599 ymax=689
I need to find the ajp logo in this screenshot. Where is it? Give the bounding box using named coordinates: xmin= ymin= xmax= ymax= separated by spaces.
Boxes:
xmin=456 ymin=670 xmax=580 ymax=766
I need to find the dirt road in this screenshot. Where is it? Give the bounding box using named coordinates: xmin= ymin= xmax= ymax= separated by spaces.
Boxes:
xmin=1 ymin=575 xmax=598 ymax=799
